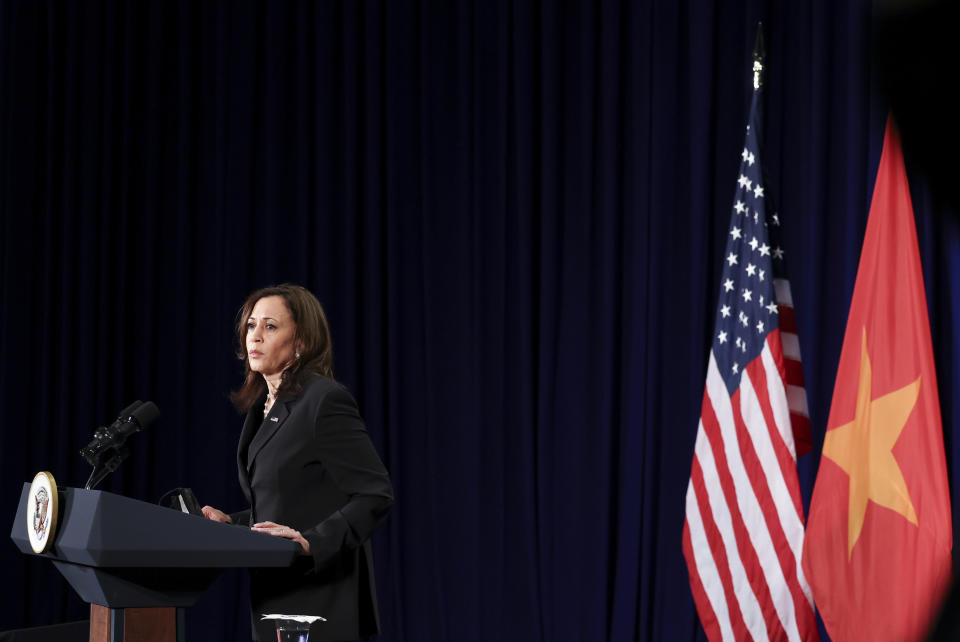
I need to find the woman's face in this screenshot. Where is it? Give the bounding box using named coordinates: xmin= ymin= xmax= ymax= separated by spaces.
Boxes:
xmin=246 ymin=295 xmax=297 ymax=378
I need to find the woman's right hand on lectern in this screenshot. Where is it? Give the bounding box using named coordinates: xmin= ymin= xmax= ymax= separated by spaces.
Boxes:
xmin=201 ymin=505 xmax=233 ymax=523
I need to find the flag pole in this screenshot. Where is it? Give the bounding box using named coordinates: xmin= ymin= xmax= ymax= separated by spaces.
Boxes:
xmin=753 ymin=22 xmax=766 ymax=90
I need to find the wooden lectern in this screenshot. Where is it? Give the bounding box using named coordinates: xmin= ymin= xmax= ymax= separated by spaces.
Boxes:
xmin=11 ymin=484 xmax=299 ymax=642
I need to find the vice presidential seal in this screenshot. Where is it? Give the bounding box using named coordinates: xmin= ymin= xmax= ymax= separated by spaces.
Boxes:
xmin=26 ymin=471 xmax=59 ymax=553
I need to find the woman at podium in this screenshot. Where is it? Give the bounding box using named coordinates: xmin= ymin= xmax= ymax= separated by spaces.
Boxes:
xmin=201 ymin=284 xmax=394 ymax=642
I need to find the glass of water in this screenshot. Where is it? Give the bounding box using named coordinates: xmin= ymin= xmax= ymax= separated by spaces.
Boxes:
xmin=275 ymin=618 xmax=311 ymax=642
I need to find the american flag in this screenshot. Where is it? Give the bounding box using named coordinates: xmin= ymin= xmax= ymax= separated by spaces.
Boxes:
xmin=681 ymin=85 xmax=818 ymax=642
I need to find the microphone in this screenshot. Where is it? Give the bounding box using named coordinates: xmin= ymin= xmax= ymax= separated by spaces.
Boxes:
xmin=116 ymin=401 xmax=160 ymax=439
xmin=80 ymin=401 xmax=142 ymax=465
xmin=81 ymin=400 xmax=161 ymax=490
xmin=80 ymin=401 xmax=160 ymax=466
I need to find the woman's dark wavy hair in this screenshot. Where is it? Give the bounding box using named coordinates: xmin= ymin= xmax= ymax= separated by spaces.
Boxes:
xmin=229 ymin=284 xmax=335 ymax=413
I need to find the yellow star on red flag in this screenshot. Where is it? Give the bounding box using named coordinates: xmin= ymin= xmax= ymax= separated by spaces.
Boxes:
xmin=822 ymin=328 xmax=920 ymax=558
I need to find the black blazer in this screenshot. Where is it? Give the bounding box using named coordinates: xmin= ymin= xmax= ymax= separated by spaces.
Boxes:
xmin=231 ymin=376 xmax=393 ymax=642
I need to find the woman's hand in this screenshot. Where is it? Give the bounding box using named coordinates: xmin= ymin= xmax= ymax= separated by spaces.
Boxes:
xmin=252 ymin=521 xmax=311 ymax=555
xmin=201 ymin=505 xmax=232 ymax=523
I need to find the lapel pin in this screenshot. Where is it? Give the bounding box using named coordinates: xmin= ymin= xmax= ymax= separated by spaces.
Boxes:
xmin=270 ymin=417 xmax=279 ymax=422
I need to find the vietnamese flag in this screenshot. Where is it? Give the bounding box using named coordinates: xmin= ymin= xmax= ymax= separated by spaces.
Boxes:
xmin=801 ymin=118 xmax=952 ymax=641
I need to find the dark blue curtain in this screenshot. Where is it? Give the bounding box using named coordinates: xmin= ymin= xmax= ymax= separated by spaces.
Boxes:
xmin=1 ymin=1 xmax=957 ymax=641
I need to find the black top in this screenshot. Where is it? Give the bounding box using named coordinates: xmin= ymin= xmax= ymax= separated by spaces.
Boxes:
xmin=231 ymin=376 xmax=393 ymax=641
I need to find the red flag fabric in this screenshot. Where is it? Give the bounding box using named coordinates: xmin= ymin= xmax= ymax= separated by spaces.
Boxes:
xmin=801 ymin=118 xmax=953 ymax=641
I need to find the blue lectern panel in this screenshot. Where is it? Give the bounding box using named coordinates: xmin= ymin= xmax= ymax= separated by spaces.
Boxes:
xmin=11 ymin=484 xmax=299 ymax=567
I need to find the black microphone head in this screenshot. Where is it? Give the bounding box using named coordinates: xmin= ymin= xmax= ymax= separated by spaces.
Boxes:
xmin=131 ymin=401 xmax=160 ymax=428
xmin=111 ymin=401 xmax=159 ymax=440
xmin=116 ymin=400 xmax=143 ymax=422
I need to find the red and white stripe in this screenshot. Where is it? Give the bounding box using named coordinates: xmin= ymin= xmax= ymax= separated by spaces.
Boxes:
xmin=774 ymin=279 xmax=811 ymax=456
xmin=682 ymin=335 xmax=818 ymax=642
